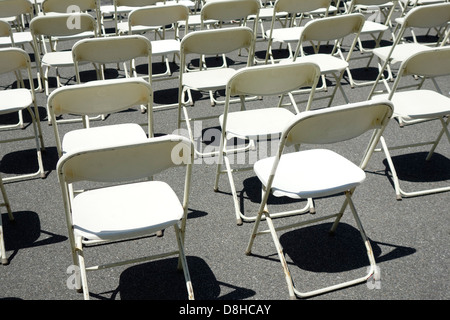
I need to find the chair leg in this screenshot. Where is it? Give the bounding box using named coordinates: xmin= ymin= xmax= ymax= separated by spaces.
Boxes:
xmin=174 ymin=224 xmax=194 ymax=300
xmin=75 ymin=237 xmax=90 ymax=300
xmin=379 ymin=134 xmax=450 ymax=200
xmin=247 ymin=192 xmax=378 ymax=299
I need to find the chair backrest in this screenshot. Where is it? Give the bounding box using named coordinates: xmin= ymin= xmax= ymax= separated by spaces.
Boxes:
xmin=0 ymin=47 xmax=36 ymax=98
xmin=30 ymin=12 xmax=97 ymax=37
xmin=226 ymin=61 xmax=321 ymax=98
xmin=200 ymin=0 xmax=261 ymax=26
xmin=114 ymin=0 xmax=160 ymax=6
xmin=180 ymin=26 xmax=255 ymax=56
xmin=285 ymin=100 xmax=392 ymax=145
xmin=401 ymin=1 xmax=450 ymax=29
xmin=273 ymin=0 xmax=332 ymax=15
xmin=48 ymin=77 xmax=154 ymax=156
xmin=0 ymin=0 xmax=34 ymax=18
xmin=293 ymin=13 xmax=365 ymax=58
xmin=347 ymin=0 xmax=397 ymax=7
xmin=72 ymin=35 xmax=152 ymax=82
xmin=57 ymin=135 xmax=194 ymax=184
xmin=0 ymin=20 xmax=14 ymax=46
xmin=128 ymin=4 xmax=190 ymax=30
xmin=281 ymin=99 xmax=393 ymax=170
xmin=388 ymin=46 xmax=450 ymax=99
xmin=41 ymin=0 xmax=98 ymax=13
xmin=0 ymin=47 xmax=32 ymax=76
xmin=300 ymin=12 xmax=365 ymax=42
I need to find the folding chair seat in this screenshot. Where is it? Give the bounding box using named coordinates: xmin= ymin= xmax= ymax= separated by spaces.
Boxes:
xmin=0 ymin=47 xmax=45 ymax=183
xmin=177 ymin=26 xmax=255 ymax=157
xmin=213 ymin=61 xmax=321 ymax=225
xmin=367 ymin=2 xmax=450 ymax=95
xmin=57 ymin=135 xmax=195 ymax=300
xmin=344 ymin=0 xmax=398 ymax=87
xmin=47 ymin=77 xmax=154 ymax=158
xmin=30 ymin=13 xmax=98 ymax=97
xmin=127 ymin=4 xmax=190 ymax=82
xmin=245 ymin=99 xmax=393 ymax=299
xmin=369 ymin=46 xmax=450 ymax=200
xmin=264 ymin=0 xmax=334 ymax=64
xmin=287 ymin=13 xmax=365 ymax=108
xmin=0 ymin=172 xmax=14 ymax=265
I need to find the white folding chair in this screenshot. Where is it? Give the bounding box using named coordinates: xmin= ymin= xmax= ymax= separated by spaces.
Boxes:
xmin=198 ymin=0 xmax=260 ymax=69
xmin=264 ymin=0 xmax=334 ymax=64
xmin=369 ymin=46 xmax=450 ymax=200
xmin=127 ymin=4 xmax=189 ymax=81
xmin=0 ymin=0 xmax=35 ymax=51
xmin=367 ymin=2 xmax=450 ymax=97
xmin=100 ymin=0 xmax=162 ymax=36
xmin=0 ymin=47 xmax=45 ymax=183
xmin=0 ymin=172 xmax=14 ymax=265
xmin=213 ymin=61 xmax=321 ymax=225
xmin=47 ymin=77 xmax=154 ymax=158
xmin=246 ymin=99 xmax=393 ymax=299
xmin=344 ymin=0 xmax=398 ymax=87
xmin=288 ymin=13 xmax=365 ymax=108
xmin=57 ymin=135 xmax=195 ymax=300
xmin=30 ymin=13 xmax=98 ymax=97
xmin=177 ymin=26 xmax=255 ymax=157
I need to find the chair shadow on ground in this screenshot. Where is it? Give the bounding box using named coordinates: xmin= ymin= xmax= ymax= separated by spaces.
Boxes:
xmin=278 ymin=222 xmax=415 ymax=274
xmin=239 ymin=176 xmax=415 ymax=277
xmin=0 ymin=146 xmax=59 ymax=179
xmin=114 ymin=256 xmax=256 ymax=300
xmin=104 ymin=207 xmax=254 ymax=300
xmin=2 ymin=210 xmax=67 ymax=264
xmin=382 ymin=152 xmax=450 ymax=184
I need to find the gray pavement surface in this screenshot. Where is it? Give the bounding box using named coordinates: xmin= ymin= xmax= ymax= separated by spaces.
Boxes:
xmin=0 ymin=3 xmax=449 ymax=306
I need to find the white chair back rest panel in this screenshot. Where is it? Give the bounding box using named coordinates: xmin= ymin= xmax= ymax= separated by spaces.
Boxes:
xmin=181 ymin=26 xmax=254 ymax=55
xmin=274 ymin=0 xmax=332 ymax=14
xmin=72 ymin=35 xmax=151 ymax=64
xmin=403 ymin=2 xmax=450 ymax=28
xmin=399 ymin=46 xmax=450 ymax=78
xmin=349 ymin=0 xmax=396 ymax=6
xmin=284 ymin=100 xmax=394 ymax=146
xmin=48 ymin=78 xmax=152 ymax=117
xmin=227 ymin=61 xmax=321 ymax=97
xmin=115 ymin=0 xmax=160 ymax=6
xmin=0 ymin=47 xmax=31 ymax=74
xmin=201 ymin=0 xmax=261 ymax=21
xmin=30 ymin=13 xmax=97 ymax=37
xmin=0 ymin=0 xmax=34 ymax=18
xmin=42 ymin=0 xmax=98 ymax=13
xmin=0 ymin=20 xmax=12 ymax=37
xmin=58 ymin=135 xmax=193 ymax=184
xmin=129 ymin=4 xmax=190 ymax=28
xmin=300 ymin=13 xmax=365 ymax=42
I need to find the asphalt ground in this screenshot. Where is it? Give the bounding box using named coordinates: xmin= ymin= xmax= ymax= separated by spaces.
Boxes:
xmin=0 ymin=3 xmax=449 ymax=309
